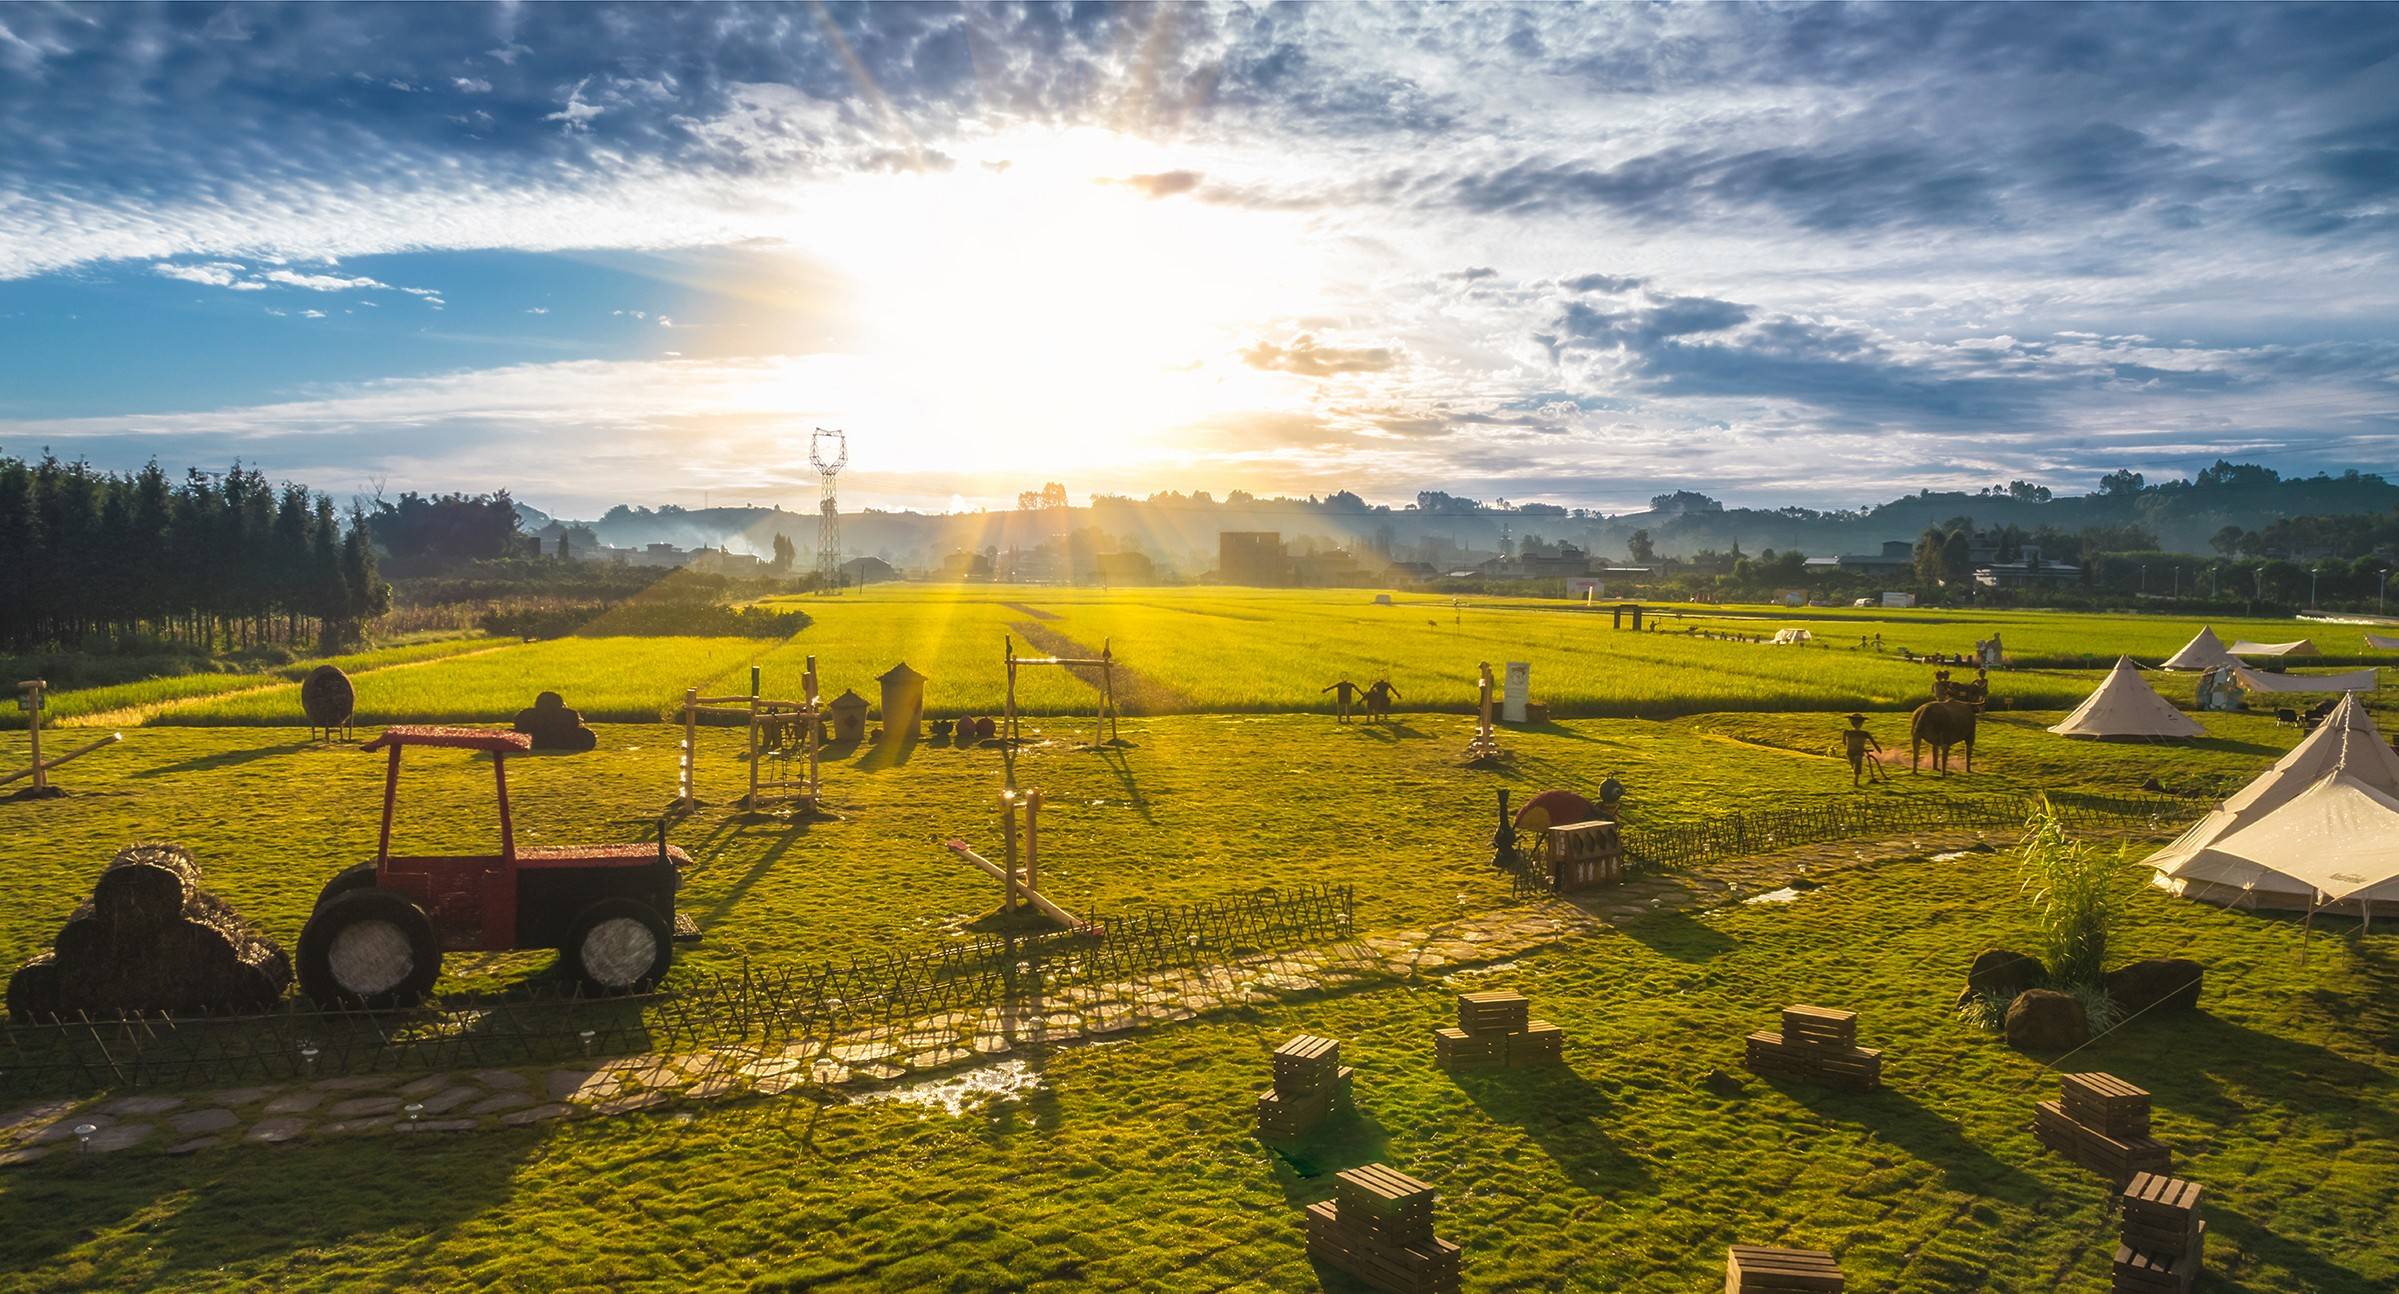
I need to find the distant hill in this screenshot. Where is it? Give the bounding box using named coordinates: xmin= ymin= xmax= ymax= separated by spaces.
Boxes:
xmin=521 ymin=463 xmax=2399 ymax=573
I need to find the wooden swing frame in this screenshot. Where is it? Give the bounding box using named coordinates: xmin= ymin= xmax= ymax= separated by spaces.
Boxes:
xmin=3 ymin=680 xmax=122 ymax=794
xmin=1002 ymin=634 xmax=1120 ymax=748
xmin=676 ymin=660 xmax=823 ymax=812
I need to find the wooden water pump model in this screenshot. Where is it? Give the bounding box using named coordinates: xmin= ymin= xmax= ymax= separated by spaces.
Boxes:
xmin=3 ymin=680 xmax=121 ymax=799
xmin=296 ymin=727 xmax=698 ymax=1007
xmin=943 ymin=789 xmax=1092 ymax=932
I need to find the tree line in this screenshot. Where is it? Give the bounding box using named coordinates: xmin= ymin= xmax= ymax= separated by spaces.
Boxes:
xmin=0 ymin=453 xmax=389 ymax=654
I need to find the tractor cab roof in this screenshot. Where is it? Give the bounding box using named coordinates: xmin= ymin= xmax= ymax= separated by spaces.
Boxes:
xmin=362 ymin=726 xmax=534 ymax=754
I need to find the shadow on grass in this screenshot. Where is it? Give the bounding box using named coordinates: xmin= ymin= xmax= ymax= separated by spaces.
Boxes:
xmin=131 ymin=740 xmax=313 ymax=778
xmin=1612 ymin=910 xmax=1738 ymax=962
xmin=850 ymin=732 xmax=918 ymax=773
xmin=1264 ymin=1107 xmax=1396 ymax=1204
xmin=1350 ymin=721 xmax=1429 ymax=743
xmin=2206 ymin=1205 xmax=2384 ymax=1293
xmin=688 ymin=815 xmax=821 ymax=928
xmin=1768 ymin=1076 xmax=2047 ymax=1202
xmin=0 ymin=1122 xmax=535 ymax=1280
xmin=1448 ymin=1063 xmax=1655 ymax=1192
xmin=1093 ymin=746 xmax=1153 ymax=824
xmin=1506 ymin=720 xmax=1600 ymax=744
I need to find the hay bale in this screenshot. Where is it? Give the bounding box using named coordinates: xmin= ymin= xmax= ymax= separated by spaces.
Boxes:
xmin=9 ymin=842 xmax=291 ymax=1019
xmin=301 ymin=664 xmax=355 ymax=729
xmin=511 ymin=691 xmax=598 ymax=752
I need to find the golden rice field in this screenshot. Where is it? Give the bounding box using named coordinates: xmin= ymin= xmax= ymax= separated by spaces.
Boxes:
xmin=38 ymin=584 xmax=2394 ymax=728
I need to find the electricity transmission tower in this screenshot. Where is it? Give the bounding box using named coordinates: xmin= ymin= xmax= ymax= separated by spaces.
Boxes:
xmin=810 ymin=428 xmax=847 ymax=584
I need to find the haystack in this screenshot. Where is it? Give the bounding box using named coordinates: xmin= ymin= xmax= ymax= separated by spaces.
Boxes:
xmin=7 ymin=843 xmax=291 ymax=1019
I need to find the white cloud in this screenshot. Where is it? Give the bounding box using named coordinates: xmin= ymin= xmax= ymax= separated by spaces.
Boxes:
xmin=452 ymin=77 xmax=491 ymax=93
xmin=545 ymin=77 xmax=603 ymax=132
xmin=526 ymin=306 xmax=549 ymax=314
xmin=152 ymin=261 xmax=247 ymax=288
xmin=299 ymin=309 xmax=326 ymax=319
xmin=261 ymin=269 xmax=390 ymax=291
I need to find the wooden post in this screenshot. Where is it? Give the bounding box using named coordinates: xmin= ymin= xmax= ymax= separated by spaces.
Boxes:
xmin=680 ymin=686 xmax=698 ymax=808
xmin=1024 ymin=789 xmax=1042 ymax=898
xmin=805 ymin=654 xmax=821 ymax=806
xmin=745 ymin=665 xmax=762 ymax=808
xmin=1003 ymin=635 xmax=1018 ymax=746
xmin=21 ymin=680 xmax=44 ymax=793
xmin=1001 ymin=791 xmax=1023 ymax=909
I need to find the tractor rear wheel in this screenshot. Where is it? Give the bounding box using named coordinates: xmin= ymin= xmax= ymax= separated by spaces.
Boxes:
xmin=565 ymin=898 xmax=672 ymax=994
xmin=297 ymin=889 xmax=441 ymax=1009
xmin=312 ymin=863 xmax=379 ymax=911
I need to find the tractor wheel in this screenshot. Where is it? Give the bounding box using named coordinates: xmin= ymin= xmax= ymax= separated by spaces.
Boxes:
xmin=297 ymin=889 xmax=441 ymax=1009
xmin=311 ymin=863 xmax=379 ymax=911
xmin=565 ymin=898 xmax=673 ymax=995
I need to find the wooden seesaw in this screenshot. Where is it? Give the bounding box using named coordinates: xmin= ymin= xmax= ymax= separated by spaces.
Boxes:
xmin=942 ymin=788 xmax=1094 ymax=933
xmin=4 ymin=680 xmax=122 ymax=800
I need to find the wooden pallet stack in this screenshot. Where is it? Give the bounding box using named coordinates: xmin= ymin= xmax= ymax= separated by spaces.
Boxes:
xmin=2033 ymin=1072 xmax=2173 ymax=1183
xmin=1303 ymin=1164 xmax=1462 ymax=1294
xmin=1256 ymin=1033 xmax=1354 ymax=1140
xmin=2113 ymin=1172 xmax=2205 ymax=1293
xmin=1435 ymin=990 xmax=1564 ymax=1069
xmin=1724 ymin=1245 xmax=1845 ymax=1292
xmin=1542 ymin=820 xmax=1624 ymax=891
xmin=1741 ymin=1006 xmax=1882 ymax=1091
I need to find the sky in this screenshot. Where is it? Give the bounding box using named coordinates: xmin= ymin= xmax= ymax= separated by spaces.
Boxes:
xmin=2 ymin=2 xmax=2396 ymax=518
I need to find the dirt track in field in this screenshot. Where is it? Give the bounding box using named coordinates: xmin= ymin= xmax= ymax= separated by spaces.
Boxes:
xmin=1005 ymin=620 xmax=1196 ymax=716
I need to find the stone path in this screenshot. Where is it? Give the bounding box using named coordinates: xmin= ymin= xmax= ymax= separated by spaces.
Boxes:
xmin=0 ymin=827 xmax=2008 ymax=1165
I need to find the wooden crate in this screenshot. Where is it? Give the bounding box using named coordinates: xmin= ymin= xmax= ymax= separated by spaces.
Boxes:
xmin=1273 ymin=1034 xmax=1343 ymax=1094
xmin=1457 ymin=991 xmax=1530 ymax=1036
xmin=2034 ymin=1101 xmax=2172 ymax=1183
xmin=2119 ymin=1173 xmax=2203 ymax=1260
xmin=2064 ymin=1072 xmax=2153 ymax=1140
xmin=1744 ymin=1031 xmax=1881 ymax=1091
xmin=1256 ymin=1066 xmax=1354 ymax=1139
xmin=1305 ymin=1201 xmax=1462 ymax=1294
xmin=1506 ymin=1021 xmax=1565 ymax=1067
xmin=1545 ymin=820 xmax=1624 ymax=891
xmin=1333 ymin=1163 xmax=1438 ymax=1231
xmin=1436 ymin=1027 xmax=1506 ymax=1068
xmin=1781 ymin=1005 xmax=1858 ymax=1049
xmin=1725 ymin=1244 xmax=1845 ymax=1292
xmin=2112 ymin=1220 xmax=2204 ymax=1294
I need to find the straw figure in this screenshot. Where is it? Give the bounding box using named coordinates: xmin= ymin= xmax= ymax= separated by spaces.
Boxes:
xmin=1842 ymin=714 xmax=1887 ymax=786
xmin=1322 ymin=679 xmax=1361 ymax=724
xmin=1361 ymin=678 xmax=1401 ymax=723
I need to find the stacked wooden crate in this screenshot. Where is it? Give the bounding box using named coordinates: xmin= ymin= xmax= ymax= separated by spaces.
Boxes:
xmin=2112 ymin=1173 xmax=2205 ymax=1293
xmin=1303 ymin=1163 xmax=1462 ymax=1294
xmin=1435 ymin=990 xmax=1564 ymax=1069
xmin=1741 ymin=1006 xmax=1882 ymax=1091
xmin=1256 ymin=1033 xmax=1354 ymax=1140
xmin=1542 ymin=820 xmax=1624 ymax=891
xmin=2033 ymin=1073 xmax=2173 ymax=1183
xmin=1724 ymin=1245 xmax=1845 ymax=1292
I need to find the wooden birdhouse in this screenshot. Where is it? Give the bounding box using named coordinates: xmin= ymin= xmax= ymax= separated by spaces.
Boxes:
xmin=826 ymin=689 xmax=869 ymax=744
xmin=876 ymin=661 xmax=926 ymax=738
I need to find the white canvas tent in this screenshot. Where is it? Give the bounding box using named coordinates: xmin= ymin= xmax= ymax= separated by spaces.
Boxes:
xmin=2048 ymin=657 xmax=2205 ymax=739
xmin=2149 ymin=695 xmax=2399 ymax=915
xmin=1770 ymin=628 xmax=1812 ymax=645
xmin=2160 ymin=627 xmax=2237 ymax=671
xmin=2229 ymin=666 xmax=2380 ymax=695
xmin=2367 ymin=632 xmax=2399 ymax=651
xmin=2229 ymin=638 xmax=2320 ymax=658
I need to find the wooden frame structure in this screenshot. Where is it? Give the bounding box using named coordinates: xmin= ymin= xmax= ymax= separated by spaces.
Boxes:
xmin=4 ymin=680 xmax=121 ymax=797
xmin=1002 ymin=634 xmax=1119 ymax=747
xmin=942 ymin=788 xmax=1091 ymax=931
xmin=1463 ymin=662 xmax=1502 ymax=762
xmin=676 ymin=661 xmax=822 ymax=812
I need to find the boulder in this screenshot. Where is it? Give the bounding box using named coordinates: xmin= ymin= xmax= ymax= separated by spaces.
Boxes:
xmin=2105 ymin=959 xmax=2203 ymax=1016
xmin=2003 ymin=989 xmax=2090 ymax=1052
xmin=1962 ymin=948 xmax=2046 ymax=1004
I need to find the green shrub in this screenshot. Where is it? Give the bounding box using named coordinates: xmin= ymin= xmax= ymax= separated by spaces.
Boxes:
xmin=2016 ymin=798 xmax=2122 ymax=988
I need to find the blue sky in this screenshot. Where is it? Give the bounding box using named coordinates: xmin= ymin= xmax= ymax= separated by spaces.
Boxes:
xmin=2 ymin=2 xmax=2396 ymax=517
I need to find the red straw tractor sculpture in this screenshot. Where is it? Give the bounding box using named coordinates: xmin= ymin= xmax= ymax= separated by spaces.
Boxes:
xmin=296 ymin=727 xmax=695 ymax=1008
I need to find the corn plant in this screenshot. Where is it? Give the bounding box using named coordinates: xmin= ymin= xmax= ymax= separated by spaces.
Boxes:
xmin=2016 ymin=797 xmax=2122 ymax=989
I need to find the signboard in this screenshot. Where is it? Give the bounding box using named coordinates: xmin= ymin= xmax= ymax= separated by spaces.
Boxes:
xmin=1565 ymin=577 xmax=1603 ymax=601
xmin=1502 ymin=661 xmax=1530 ymax=724
xmin=1881 ymin=592 xmax=1917 ymax=609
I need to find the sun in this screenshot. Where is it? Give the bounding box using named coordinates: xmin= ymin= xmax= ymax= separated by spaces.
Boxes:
xmin=789 ymin=128 xmax=1328 ymax=479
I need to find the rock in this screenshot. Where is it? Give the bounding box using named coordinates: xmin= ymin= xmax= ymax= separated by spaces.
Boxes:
xmin=467 ymin=1092 xmax=535 ymax=1116
xmin=512 ymin=692 xmax=598 ymax=752
xmin=244 ymin=1116 xmax=311 ymax=1144
xmin=169 ymin=1108 xmax=241 ymax=1136
xmin=263 ymin=1091 xmax=326 ymax=1115
xmin=499 ymin=1103 xmax=574 ymax=1126
xmin=2105 ymin=959 xmax=2204 ymax=1016
xmin=98 ymin=1094 xmax=184 ymax=1117
xmin=1963 ymin=949 xmax=2046 ymax=1004
xmin=325 ymin=1096 xmax=403 ymax=1120
xmin=2004 ymin=989 xmax=2090 ymax=1052
xmin=1699 ymin=1068 xmax=1747 ymax=1096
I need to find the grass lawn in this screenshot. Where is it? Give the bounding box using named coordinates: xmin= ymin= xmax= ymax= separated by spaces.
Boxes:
xmin=0 ymin=843 xmax=2389 ymax=1291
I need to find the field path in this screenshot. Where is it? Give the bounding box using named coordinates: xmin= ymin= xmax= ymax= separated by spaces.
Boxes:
xmin=67 ymin=642 xmax=526 ymax=728
xmin=1006 ymin=619 xmax=1196 ymax=715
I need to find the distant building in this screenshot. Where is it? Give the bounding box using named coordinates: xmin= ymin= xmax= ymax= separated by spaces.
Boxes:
xmin=1830 ymin=540 xmax=1916 ymax=571
xmin=938 ymin=550 xmax=994 ymax=581
xmin=840 ymin=555 xmax=899 ymax=585
xmin=1094 ymin=551 xmax=1156 ymax=585
xmin=688 ymin=547 xmax=766 ymax=576
xmin=1219 ymin=531 xmax=1291 ymax=586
